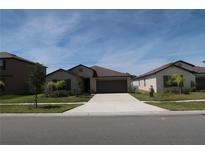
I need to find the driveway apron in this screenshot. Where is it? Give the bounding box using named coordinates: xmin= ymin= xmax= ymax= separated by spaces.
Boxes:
xmin=63 ymin=93 xmax=167 ymax=115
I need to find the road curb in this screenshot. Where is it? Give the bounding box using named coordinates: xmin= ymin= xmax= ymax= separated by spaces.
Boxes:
xmin=1 ymin=110 xmax=205 ymax=117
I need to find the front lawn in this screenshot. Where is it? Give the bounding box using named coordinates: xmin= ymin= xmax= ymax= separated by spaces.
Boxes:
xmin=0 ymin=104 xmax=81 ymax=113
xmin=146 ymin=101 xmax=205 ymax=111
xmin=131 ymin=91 xmax=205 ymax=101
xmin=0 ymin=94 xmax=92 ymax=104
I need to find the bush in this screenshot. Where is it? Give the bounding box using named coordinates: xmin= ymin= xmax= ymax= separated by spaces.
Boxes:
xmin=49 ymin=90 xmax=69 ymax=97
xmin=163 ymin=88 xmax=179 ymax=94
xmin=190 ymin=87 xmax=197 ymax=92
xmin=182 ymin=88 xmax=191 ymax=95
xmin=129 ymin=85 xmax=137 ymax=93
xmin=45 ymin=80 xmax=68 ymax=97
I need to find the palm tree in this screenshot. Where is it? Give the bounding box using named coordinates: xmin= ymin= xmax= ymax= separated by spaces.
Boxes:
xmin=55 ymin=80 xmax=66 ymax=97
xmin=171 ymin=74 xmax=184 ymax=94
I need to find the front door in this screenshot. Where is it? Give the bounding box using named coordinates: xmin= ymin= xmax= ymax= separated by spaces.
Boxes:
xmin=84 ymin=78 xmax=90 ymax=93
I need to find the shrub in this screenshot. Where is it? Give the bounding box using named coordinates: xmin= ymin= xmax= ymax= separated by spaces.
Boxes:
xmin=49 ymin=90 xmax=69 ymax=97
xmin=129 ymin=85 xmax=137 ymax=93
xmin=190 ymin=87 xmax=197 ymax=92
xmin=182 ymin=88 xmax=191 ymax=95
xmin=163 ymin=88 xmax=179 ymax=94
xmin=45 ymin=80 xmax=69 ymax=97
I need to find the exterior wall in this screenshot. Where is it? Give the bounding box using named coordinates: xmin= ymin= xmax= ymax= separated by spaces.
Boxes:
xmin=90 ymin=77 xmax=131 ymax=93
xmin=0 ymin=58 xmax=46 ymax=94
xmin=132 ymin=75 xmax=157 ymax=92
xmin=156 ymin=66 xmax=195 ymax=92
xmin=90 ymin=78 xmax=96 ymax=93
xmin=133 ymin=66 xmax=196 ymax=93
xmin=46 ymin=70 xmax=83 ymax=93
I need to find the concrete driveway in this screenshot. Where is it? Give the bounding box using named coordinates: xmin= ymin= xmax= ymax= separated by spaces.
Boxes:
xmin=63 ymin=93 xmax=167 ymax=115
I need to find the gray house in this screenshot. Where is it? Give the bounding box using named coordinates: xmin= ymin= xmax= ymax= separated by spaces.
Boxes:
xmin=132 ymin=60 xmax=205 ymax=93
xmin=46 ymin=64 xmax=132 ymax=93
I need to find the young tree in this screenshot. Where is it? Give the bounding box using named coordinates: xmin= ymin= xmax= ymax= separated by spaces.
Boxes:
xmin=29 ymin=63 xmax=45 ymax=108
xmin=171 ymin=74 xmax=184 ymax=94
xmin=0 ymin=80 xmax=5 ymax=95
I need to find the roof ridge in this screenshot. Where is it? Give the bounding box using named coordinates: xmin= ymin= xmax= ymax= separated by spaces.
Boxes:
xmin=91 ymin=65 xmax=127 ymax=74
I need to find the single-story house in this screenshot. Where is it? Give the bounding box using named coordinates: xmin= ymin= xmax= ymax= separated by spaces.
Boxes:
xmin=46 ymin=64 xmax=132 ymax=93
xmin=132 ymin=60 xmax=205 ymax=93
xmin=0 ymin=52 xmax=47 ymax=94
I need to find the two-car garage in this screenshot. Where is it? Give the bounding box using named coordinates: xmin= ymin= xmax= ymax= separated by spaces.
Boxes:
xmin=96 ymin=79 xmax=128 ymax=93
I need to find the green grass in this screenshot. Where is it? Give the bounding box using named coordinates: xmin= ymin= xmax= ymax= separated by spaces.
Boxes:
xmin=146 ymin=101 xmax=205 ymax=111
xmin=131 ymin=91 xmax=205 ymax=101
xmin=0 ymin=104 xmax=81 ymax=113
xmin=0 ymin=94 xmax=92 ymax=104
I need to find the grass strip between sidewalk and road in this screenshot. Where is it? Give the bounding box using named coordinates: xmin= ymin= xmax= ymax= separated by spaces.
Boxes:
xmin=0 ymin=94 xmax=92 ymax=104
xmin=0 ymin=104 xmax=81 ymax=113
xmin=146 ymin=101 xmax=205 ymax=111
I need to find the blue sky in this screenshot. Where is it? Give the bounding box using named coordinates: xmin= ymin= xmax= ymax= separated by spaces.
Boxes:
xmin=0 ymin=10 xmax=205 ymax=74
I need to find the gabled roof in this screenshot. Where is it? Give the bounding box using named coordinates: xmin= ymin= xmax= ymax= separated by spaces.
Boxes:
xmin=91 ymin=65 xmax=131 ymax=77
xmin=68 ymin=64 xmax=94 ymax=72
xmin=0 ymin=51 xmax=47 ymax=67
xmin=136 ymin=60 xmax=205 ymax=79
xmin=46 ymin=68 xmax=75 ymax=77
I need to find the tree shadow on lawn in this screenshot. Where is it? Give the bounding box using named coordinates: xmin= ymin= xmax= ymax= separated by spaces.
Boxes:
xmin=28 ymin=105 xmax=62 ymax=109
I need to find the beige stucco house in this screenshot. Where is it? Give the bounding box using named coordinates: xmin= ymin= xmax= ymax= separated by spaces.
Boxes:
xmin=46 ymin=64 xmax=132 ymax=94
xmin=132 ymin=60 xmax=205 ymax=93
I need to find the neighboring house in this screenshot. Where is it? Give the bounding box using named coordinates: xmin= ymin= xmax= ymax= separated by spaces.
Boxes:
xmin=46 ymin=64 xmax=132 ymax=93
xmin=132 ymin=60 xmax=205 ymax=93
xmin=0 ymin=52 xmax=47 ymax=94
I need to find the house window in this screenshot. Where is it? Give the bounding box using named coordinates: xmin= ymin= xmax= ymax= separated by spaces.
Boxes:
xmin=163 ymin=75 xmax=183 ymax=87
xmin=144 ymin=79 xmax=146 ymax=87
xmin=138 ymin=81 xmax=140 ymax=86
xmin=0 ymin=59 xmax=6 ymax=71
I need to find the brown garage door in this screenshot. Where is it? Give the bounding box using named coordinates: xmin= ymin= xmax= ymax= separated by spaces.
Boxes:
xmin=96 ymin=80 xmax=127 ymax=93
xmin=196 ymin=77 xmax=205 ymax=90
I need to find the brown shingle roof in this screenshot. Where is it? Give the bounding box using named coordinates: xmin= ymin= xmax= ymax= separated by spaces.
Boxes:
xmin=0 ymin=51 xmax=47 ymax=67
xmin=193 ymin=66 xmax=205 ymax=74
xmin=0 ymin=51 xmax=36 ymax=64
xmin=91 ymin=65 xmax=130 ymax=77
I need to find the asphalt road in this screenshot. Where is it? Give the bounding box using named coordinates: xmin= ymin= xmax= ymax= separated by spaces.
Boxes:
xmin=1 ymin=115 xmax=205 ymax=145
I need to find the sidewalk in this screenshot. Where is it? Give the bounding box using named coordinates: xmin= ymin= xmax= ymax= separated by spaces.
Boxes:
xmin=0 ymin=102 xmax=87 ymax=105
xmin=144 ymin=99 xmax=205 ymax=103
